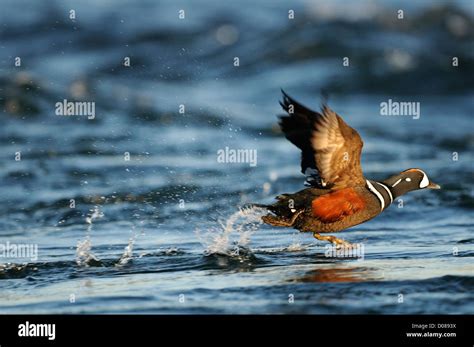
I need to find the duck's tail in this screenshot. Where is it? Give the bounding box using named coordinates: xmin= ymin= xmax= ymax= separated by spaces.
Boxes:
xmin=242 ymin=203 xmax=270 ymax=209
xmin=244 ymin=195 xmax=296 ymax=217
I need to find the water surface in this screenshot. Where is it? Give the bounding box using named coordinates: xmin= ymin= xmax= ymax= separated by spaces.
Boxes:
xmin=0 ymin=0 xmax=473 ymax=314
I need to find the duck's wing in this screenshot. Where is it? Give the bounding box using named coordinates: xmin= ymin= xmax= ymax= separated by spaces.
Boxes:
xmin=278 ymin=90 xmax=365 ymax=190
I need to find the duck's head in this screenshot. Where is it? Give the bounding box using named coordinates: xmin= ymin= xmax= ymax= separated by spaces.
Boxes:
xmin=383 ymin=168 xmax=440 ymax=197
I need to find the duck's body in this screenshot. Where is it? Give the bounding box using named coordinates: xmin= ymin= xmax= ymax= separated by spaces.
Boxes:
xmin=262 ymin=185 xmax=381 ymax=233
xmin=258 ymin=91 xmax=440 ymax=246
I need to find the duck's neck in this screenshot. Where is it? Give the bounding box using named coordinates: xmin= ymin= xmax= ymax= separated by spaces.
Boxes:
xmin=365 ymin=179 xmax=394 ymax=211
xmin=382 ymin=175 xmax=412 ymax=199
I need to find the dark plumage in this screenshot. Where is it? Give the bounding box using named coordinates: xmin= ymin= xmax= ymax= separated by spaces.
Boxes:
xmin=257 ymin=91 xmax=441 ymax=246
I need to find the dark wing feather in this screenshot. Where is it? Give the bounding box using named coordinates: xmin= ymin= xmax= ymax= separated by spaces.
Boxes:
xmin=279 ymin=90 xmax=320 ymax=177
xmin=278 ymin=90 xmax=365 ymax=189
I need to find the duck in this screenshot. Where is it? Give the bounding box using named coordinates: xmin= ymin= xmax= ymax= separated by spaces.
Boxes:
xmin=257 ymin=90 xmax=441 ymax=247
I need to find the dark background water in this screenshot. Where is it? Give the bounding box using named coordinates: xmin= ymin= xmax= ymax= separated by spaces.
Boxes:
xmin=0 ymin=0 xmax=473 ymax=314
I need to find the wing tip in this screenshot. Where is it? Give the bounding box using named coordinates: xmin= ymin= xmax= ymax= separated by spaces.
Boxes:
xmin=279 ymin=89 xmax=292 ymax=113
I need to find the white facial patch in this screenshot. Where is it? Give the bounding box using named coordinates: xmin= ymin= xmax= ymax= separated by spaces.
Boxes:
xmin=419 ymin=170 xmax=429 ymax=188
xmin=405 ymin=178 xmax=411 ymax=182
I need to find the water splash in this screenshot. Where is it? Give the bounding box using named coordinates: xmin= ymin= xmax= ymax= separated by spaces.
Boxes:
xmin=198 ymin=206 xmax=265 ymax=257
xmin=116 ymin=237 xmax=135 ymax=266
xmin=76 ymin=237 xmax=99 ymax=266
xmin=85 ymin=206 xmax=104 ymax=225
xmin=76 ymin=206 xmax=103 ymax=266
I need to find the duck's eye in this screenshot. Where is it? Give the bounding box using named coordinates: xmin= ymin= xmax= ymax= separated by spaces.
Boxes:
xmin=405 ymin=178 xmax=411 ymax=182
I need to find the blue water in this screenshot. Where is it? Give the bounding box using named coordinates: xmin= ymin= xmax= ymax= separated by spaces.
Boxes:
xmin=0 ymin=0 xmax=473 ymax=314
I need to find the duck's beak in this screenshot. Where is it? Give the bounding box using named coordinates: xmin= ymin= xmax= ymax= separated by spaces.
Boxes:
xmin=427 ymin=181 xmax=441 ymax=189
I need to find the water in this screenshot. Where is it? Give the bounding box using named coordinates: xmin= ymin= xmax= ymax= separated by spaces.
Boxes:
xmin=0 ymin=0 xmax=473 ymax=314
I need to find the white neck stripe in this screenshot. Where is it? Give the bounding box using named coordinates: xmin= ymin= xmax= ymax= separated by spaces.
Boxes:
xmin=392 ymin=178 xmax=402 ymax=187
xmin=366 ymin=180 xmax=384 ymax=211
xmin=375 ymin=182 xmax=393 ymax=204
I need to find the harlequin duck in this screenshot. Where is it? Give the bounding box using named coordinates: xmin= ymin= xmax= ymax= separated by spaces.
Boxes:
xmin=258 ymin=91 xmax=440 ymax=246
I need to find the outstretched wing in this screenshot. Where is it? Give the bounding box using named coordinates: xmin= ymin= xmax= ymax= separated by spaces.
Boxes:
xmin=279 ymin=90 xmax=365 ymax=190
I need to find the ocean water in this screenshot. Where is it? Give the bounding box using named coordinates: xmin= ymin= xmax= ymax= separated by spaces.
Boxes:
xmin=0 ymin=0 xmax=473 ymax=314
